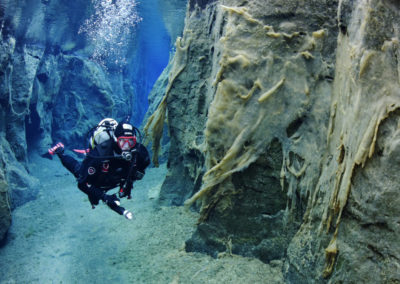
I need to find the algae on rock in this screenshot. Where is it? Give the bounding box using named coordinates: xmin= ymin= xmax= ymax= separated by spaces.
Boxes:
xmin=180 ymin=0 xmax=337 ymax=266
xmin=144 ymin=34 xmax=193 ymax=167
xmin=288 ymin=0 xmax=400 ymax=282
xmin=144 ymin=0 xmax=400 ymax=282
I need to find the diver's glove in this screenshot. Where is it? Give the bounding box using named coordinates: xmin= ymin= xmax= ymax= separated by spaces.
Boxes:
xmin=123 ymin=210 xmax=133 ymax=220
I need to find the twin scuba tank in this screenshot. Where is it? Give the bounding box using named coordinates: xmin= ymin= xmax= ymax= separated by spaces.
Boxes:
xmin=90 ymin=118 xmax=118 ymax=149
xmin=89 ymin=118 xmax=131 ymax=159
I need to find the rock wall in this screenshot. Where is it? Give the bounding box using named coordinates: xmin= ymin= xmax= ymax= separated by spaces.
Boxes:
xmin=153 ymin=2 xmax=219 ymax=205
xmin=0 ymin=167 xmax=11 ymax=244
xmin=0 ymin=31 xmax=40 ymax=223
xmin=286 ymin=1 xmax=400 ymax=282
xmin=145 ymin=0 xmax=400 ymax=282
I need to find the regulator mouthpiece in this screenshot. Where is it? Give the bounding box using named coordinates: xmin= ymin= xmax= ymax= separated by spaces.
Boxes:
xmin=121 ymin=151 xmax=132 ymax=161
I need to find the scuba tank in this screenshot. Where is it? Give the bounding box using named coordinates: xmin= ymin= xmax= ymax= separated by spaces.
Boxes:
xmin=88 ymin=118 xmax=118 ymax=150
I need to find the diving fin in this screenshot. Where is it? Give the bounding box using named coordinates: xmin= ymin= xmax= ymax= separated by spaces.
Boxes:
xmin=41 ymin=151 xmax=53 ymax=160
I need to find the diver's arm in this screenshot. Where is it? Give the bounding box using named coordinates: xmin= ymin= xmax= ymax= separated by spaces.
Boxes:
xmin=77 ymin=182 xmax=105 ymax=205
xmin=118 ymin=157 xmax=137 ymax=198
xmin=77 ymin=182 xmax=128 ymax=215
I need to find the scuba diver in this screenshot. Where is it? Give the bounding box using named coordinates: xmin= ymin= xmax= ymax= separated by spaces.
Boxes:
xmin=47 ymin=118 xmax=150 ymax=220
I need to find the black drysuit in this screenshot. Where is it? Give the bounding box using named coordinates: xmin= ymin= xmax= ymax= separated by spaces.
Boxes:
xmin=59 ymin=140 xmax=150 ymax=215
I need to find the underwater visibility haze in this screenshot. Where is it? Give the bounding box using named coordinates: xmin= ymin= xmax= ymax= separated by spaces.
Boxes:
xmin=1 ymin=0 xmax=400 ymax=283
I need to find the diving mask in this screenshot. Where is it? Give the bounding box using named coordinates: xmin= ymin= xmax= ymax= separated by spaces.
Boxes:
xmin=117 ymin=136 xmax=136 ymax=151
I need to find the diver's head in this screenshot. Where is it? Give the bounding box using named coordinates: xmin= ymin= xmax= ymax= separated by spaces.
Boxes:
xmin=114 ymin=122 xmax=136 ymax=159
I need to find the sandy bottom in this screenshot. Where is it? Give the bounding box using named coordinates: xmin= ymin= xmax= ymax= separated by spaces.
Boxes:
xmin=0 ymin=153 xmax=283 ymax=283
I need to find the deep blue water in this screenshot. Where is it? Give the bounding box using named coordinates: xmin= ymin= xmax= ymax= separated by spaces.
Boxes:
xmin=130 ymin=0 xmax=173 ymax=125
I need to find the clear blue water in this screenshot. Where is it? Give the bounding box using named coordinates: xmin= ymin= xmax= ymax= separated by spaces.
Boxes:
xmin=129 ymin=0 xmax=173 ymax=125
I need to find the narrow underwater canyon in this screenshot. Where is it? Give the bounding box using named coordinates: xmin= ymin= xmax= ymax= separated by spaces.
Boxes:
xmin=1 ymin=0 xmax=400 ymax=283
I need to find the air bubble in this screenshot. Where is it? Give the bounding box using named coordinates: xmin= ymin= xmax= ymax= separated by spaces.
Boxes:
xmin=78 ymin=0 xmax=142 ymax=71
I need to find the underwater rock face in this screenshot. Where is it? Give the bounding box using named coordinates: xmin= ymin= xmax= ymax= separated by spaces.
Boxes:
xmin=0 ymin=32 xmax=40 ymax=224
xmin=285 ymin=0 xmax=400 ymax=282
xmin=145 ymin=0 xmax=400 ymax=282
xmin=182 ymin=0 xmax=338 ymax=270
xmin=0 ymin=168 xmax=11 ymax=243
xmin=145 ymin=2 xmax=218 ymax=204
xmin=156 ymin=0 xmax=337 ymax=263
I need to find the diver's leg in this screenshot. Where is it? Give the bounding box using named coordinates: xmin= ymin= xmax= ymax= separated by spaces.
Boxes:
xmin=58 ymin=154 xmax=81 ymax=178
xmin=47 ymin=142 xmax=81 ymax=177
